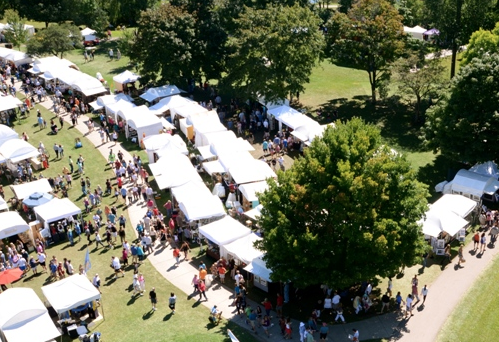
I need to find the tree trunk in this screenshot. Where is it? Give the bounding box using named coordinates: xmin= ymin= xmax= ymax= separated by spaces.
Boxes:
xmin=450 ymin=0 xmax=463 ymax=78
xmin=45 ymin=22 xmax=49 ymax=28
xmin=415 ymin=94 xmax=421 ymax=123
xmin=368 ymin=70 xmax=377 ymax=104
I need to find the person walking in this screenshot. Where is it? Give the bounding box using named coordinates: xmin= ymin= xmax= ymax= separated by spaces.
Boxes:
xmin=473 ymin=231 xmax=480 ymax=250
xmin=411 ymin=275 xmax=420 ymax=301
xmin=173 ymin=247 xmax=180 ymax=266
xmin=94 ymin=232 xmax=105 ymax=249
xmin=198 ymin=279 xmax=208 ymax=301
xmin=480 ymin=232 xmax=487 ymax=253
xmin=457 ymin=244 xmax=465 ymax=267
xmin=149 ymin=287 xmax=157 ymax=311
xmin=405 ymin=294 xmax=413 ymax=318
xmin=92 ymin=273 xmax=101 ymax=293
xmin=111 ymin=256 xmax=125 ymax=279
xmin=421 ymin=285 xmax=429 ymax=304
xmin=351 ymin=329 xmax=360 ymax=342
xmin=169 ymin=292 xmax=177 ymax=314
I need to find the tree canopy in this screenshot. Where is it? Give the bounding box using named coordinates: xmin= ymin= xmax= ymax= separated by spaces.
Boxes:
xmin=422 ymin=53 xmax=499 ymax=164
xmin=326 ymin=0 xmax=405 ymax=104
xmin=26 ymin=23 xmax=81 ymax=58
xmin=462 ymin=23 xmax=499 ymax=65
xmin=130 ymin=3 xmax=197 ymax=85
xmin=224 ymin=4 xmax=325 ymax=101
xmin=256 ymin=118 xmax=429 ymax=288
xmin=2 ymin=9 xmax=28 ymax=50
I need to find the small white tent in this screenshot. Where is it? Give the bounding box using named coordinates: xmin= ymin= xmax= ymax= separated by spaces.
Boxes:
xmin=149 ymin=95 xmax=193 ymax=116
xmin=199 ymin=216 xmax=252 ymax=246
xmin=149 ymin=154 xmax=202 ymax=189
xmin=171 ymin=181 xmax=226 ymax=221
xmin=0 ymin=139 xmax=39 ymax=163
xmin=42 ymin=274 xmax=101 ymax=315
xmin=0 ymin=95 xmax=23 ymax=112
xmin=113 ymin=70 xmax=140 ymax=91
xmin=221 ymin=233 xmax=263 ymax=264
xmin=445 ymin=169 xmax=499 ymax=201
xmin=229 ymin=160 xmax=276 ymax=185
xmin=89 ymin=93 xmax=134 ymax=111
xmin=127 ymin=112 xmax=163 ymax=140
xmin=404 ymin=25 xmax=427 ymax=40
xmin=143 ymin=133 xmax=188 ymax=163
xmin=0 ymin=211 xmax=29 ymax=240
xmin=0 ymin=47 xmax=33 ymax=66
xmin=140 ymin=85 xmax=184 ymax=103
xmin=34 ymin=198 xmax=81 ymax=225
xmin=244 ymin=256 xmax=273 ymax=286
xmin=0 ymin=288 xmax=61 ymax=342
xmin=238 ymin=181 xmax=269 ymax=207
xmin=0 ymin=125 xmax=18 ymax=147
xmin=10 ymin=179 xmax=52 ymax=200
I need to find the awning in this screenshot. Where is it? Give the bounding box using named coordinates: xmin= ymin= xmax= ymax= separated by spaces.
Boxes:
xmin=88 ymin=100 xmax=103 ymax=110
xmin=202 ymin=160 xmax=225 ymax=175
xmin=244 ymin=257 xmax=272 ymax=283
xmin=197 ymin=145 xmax=216 ymax=160
xmin=244 ymin=205 xmax=263 ymax=220
xmin=238 ymin=181 xmax=269 ymax=203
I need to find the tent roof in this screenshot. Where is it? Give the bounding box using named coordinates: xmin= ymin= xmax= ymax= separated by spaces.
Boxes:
xmin=469 ymin=161 xmax=499 ymax=178
xmin=430 ymin=194 xmax=476 ymax=218
xmin=278 ymin=112 xmax=316 ymax=130
xmin=113 ymin=70 xmax=141 ymax=84
xmin=257 ymin=96 xmax=289 ymax=109
xmin=96 ymin=93 xmax=134 ymax=107
xmin=172 ymin=102 xmax=208 ymax=119
xmin=421 ymin=208 xmax=468 ymax=237
xmin=140 ymin=85 xmax=184 ymax=102
xmin=149 ymin=95 xmax=193 ymax=113
xmin=155 ymin=135 xmax=188 ymax=157
xmin=229 ymin=160 xmax=276 ymax=184
xmin=143 ymin=133 xmax=185 ymax=152
xmin=221 ymin=233 xmax=263 ymax=264
xmin=34 ymin=198 xmax=81 ymax=223
xmin=0 ymin=124 xmax=18 ymax=146
xmin=404 ymin=25 xmax=427 ymax=34
xmin=218 ymin=151 xmax=255 ymax=172
xmin=42 ymin=274 xmax=101 ymax=314
xmin=171 ymin=181 xmax=226 ymax=221
xmin=0 ymin=139 xmax=39 ymax=163
xmin=199 ymin=216 xmax=252 ymax=246
xmin=202 ymin=160 xmax=225 ymax=175
xmin=149 ymin=154 xmax=202 ymax=189
xmin=30 ymin=56 xmax=76 ymax=74
xmin=0 ymin=211 xmax=29 ymax=239
xmin=238 ymin=181 xmax=269 ymax=202
xmin=0 ymin=94 xmax=23 ymax=112
xmin=267 ymin=105 xmax=300 ymax=118
xmin=107 ymin=99 xmax=136 ymax=115
xmin=0 ymin=288 xmax=60 ymax=342
xmin=451 ymin=169 xmax=499 ymax=196
xmin=244 ymin=204 xmax=263 ymax=220
xmin=128 ymin=111 xmax=163 ymax=130
xmin=11 ymin=179 xmax=52 ymax=200
xmin=0 ymin=47 xmax=33 ymax=66
xmin=0 ymin=196 xmax=8 ymax=211
xmin=201 ymin=130 xmax=238 ymax=150
xmin=80 ymin=27 xmax=96 ymax=36
xmin=244 ymin=257 xmax=272 ymax=283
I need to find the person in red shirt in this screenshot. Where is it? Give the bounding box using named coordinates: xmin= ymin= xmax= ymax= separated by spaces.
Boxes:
xmin=173 ymin=247 xmax=180 ymax=266
xmin=117 ymin=177 xmax=123 ymax=189
xmin=152 ymin=206 xmax=159 ymax=217
xmin=262 ymin=298 xmax=273 ymax=317
xmin=276 ymin=293 xmax=284 ymax=316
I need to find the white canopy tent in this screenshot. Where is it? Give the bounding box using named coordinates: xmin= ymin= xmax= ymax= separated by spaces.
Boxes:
xmin=140 ymin=85 xmax=184 ymax=103
xmin=197 ymin=146 xmax=216 ymax=161
xmin=258 ymin=96 xmax=289 ymax=110
xmin=0 ymin=288 xmax=61 ymax=342
xmin=171 ymin=181 xmax=226 ymax=221
xmin=0 ymin=139 xmax=39 ymax=163
xmin=171 ymin=102 xmax=208 ymax=121
xmin=199 ymin=216 xmax=251 ymax=246
xmin=193 ymin=115 xmax=227 ymax=147
xmin=143 ymin=133 xmax=188 ymax=163
xmin=149 ymin=95 xmax=193 ymax=116
xmin=43 ymin=67 xmax=107 ymax=97
xmin=421 ymin=208 xmax=469 ymax=238
xmin=128 ymin=112 xmax=163 ymax=140
xmin=0 ymin=95 xmax=23 ymax=112
xmin=244 ymin=256 xmax=272 ymax=283
xmin=0 ymin=197 xmax=8 ymax=212
xmin=34 ymin=198 xmax=81 ymax=225
xmin=0 ymin=47 xmax=33 ymax=67
xmin=404 ymin=25 xmax=427 ymax=40
xmin=106 ymin=99 xmax=136 ymax=119
xmin=430 ymin=194 xmax=476 ymax=218
xmin=0 ymin=23 xmax=34 ymax=36
xmin=238 ymin=181 xmax=269 ymax=206
xmin=221 ymin=233 xmax=263 ymax=264
xmin=244 ymin=204 xmax=263 ymax=220
xmin=11 ymin=179 xmax=51 ymax=200
xmin=0 ymin=211 xmax=29 ymax=240
xmin=203 ymin=160 xmax=226 ymax=175
xmin=229 ymin=160 xmax=276 ymax=185
xmin=89 ymin=93 xmax=134 ymax=111
xmin=199 ymin=130 xmax=237 ymax=151
xmin=218 ymin=151 xmax=255 ymax=172
xmin=210 ymin=138 xmax=255 ymax=156
xmin=41 ymin=274 xmax=101 ymax=314
xmin=28 ymin=56 xmax=76 ymax=74
xmin=149 ymin=154 xmax=202 ymax=189
xmin=0 ymin=125 xmax=18 ymax=147
xmin=113 ymin=70 xmax=141 ymax=85
xmin=278 ymin=112 xmax=317 ymax=130
xmin=469 ymin=161 xmax=499 ymax=178
xmin=267 ymin=105 xmax=300 ymax=118
xmin=80 ymin=27 xmax=96 ymax=40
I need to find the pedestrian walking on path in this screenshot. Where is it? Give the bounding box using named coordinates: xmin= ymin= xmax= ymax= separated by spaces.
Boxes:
xmin=405 ymin=294 xmax=414 ymax=318
xmin=411 ymin=275 xmax=420 ymax=301
xmin=421 ymin=285 xmax=429 ymax=304
xmin=150 ymin=287 xmax=157 ymax=311
xmin=457 ymin=244 xmax=465 ymax=267
xmin=480 ymin=232 xmax=487 ymax=253
xmin=473 ymin=232 xmax=480 ymax=250
xmin=198 ymin=279 xmax=208 ymax=301
xmin=169 ymin=292 xmax=177 ymax=314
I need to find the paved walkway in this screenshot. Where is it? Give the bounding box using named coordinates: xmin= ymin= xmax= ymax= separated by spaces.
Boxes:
xmin=33 ymin=94 xmax=499 ymax=342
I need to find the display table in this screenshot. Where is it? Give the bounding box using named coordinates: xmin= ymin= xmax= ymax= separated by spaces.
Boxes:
xmin=206 ymin=246 xmax=220 ymax=260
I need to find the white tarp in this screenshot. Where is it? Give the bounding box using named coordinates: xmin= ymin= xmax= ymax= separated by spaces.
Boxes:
xmin=0 ymin=124 xmax=18 ymax=146
xmin=218 ymin=151 xmax=255 ymax=172
xmin=143 ymin=134 xmax=187 ymax=154
xmin=244 ymin=204 xmax=263 ymax=220
xmin=404 ymin=25 xmax=427 ymax=40
xmin=11 ymin=179 xmax=52 ymax=200
xmin=244 ymin=257 xmax=272 ymax=283
xmin=229 ymin=160 xmax=276 ymax=185
xmin=0 ymin=211 xmax=29 ymax=239
xmin=140 ymin=85 xmax=184 ymax=102
xmin=421 ymin=208 xmax=468 ymax=237
xmin=0 ymin=95 xmax=23 ymax=112
xmin=107 ymin=99 xmax=136 ymax=118
xmin=258 ymin=96 xmax=289 ymax=110
xmin=238 ymin=181 xmax=269 ymax=203
xmin=201 ymin=130 xmax=238 ymax=151
xmin=203 ymin=160 xmax=226 ymax=175
xmin=149 ymin=95 xmax=193 ymax=115
xmin=221 ymin=233 xmax=263 ymax=264
xmin=0 ymin=139 xmax=39 ymax=163
xmin=42 ymin=274 xmax=101 ymax=314
xmin=93 ymin=93 xmax=134 ymax=110
xmin=0 ymin=196 xmax=8 ymax=211
xmin=0 ymin=47 xmax=33 ymax=66
xmin=155 ymin=137 xmax=188 ymax=158
xmin=0 ymin=288 xmax=61 ymax=342
xmin=149 ymin=154 xmax=202 ymax=189
xmin=267 ymin=105 xmax=300 ymax=118
xmin=198 ymin=146 xmax=216 ymax=160
xmin=430 ymin=194 xmax=476 ymax=218
xmin=128 ymin=112 xmax=163 ymax=139
xmin=469 ymin=161 xmax=499 ymax=179
xmin=211 ymin=138 xmax=255 ymax=156
xmin=29 ymin=56 xmax=76 ymax=74
xmin=193 ymin=116 xmax=227 ymax=147
xmin=199 ymin=216 xmax=251 ymax=246
xmin=446 ymin=169 xmax=499 ymax=198
xmin=34 ymin=198 xmax=81 ymax=224
xmin=43 ymin=67 xmax=107 ymax=96
xmin=278 ymin=113 xmax=317 ymax=130
xmin=171 ymin=102 xmax=208 ymax=120
xmin=171 ymin=181 xmax=226 ymax=221
xmin=113 ymin=70 xmax=141 ymax=85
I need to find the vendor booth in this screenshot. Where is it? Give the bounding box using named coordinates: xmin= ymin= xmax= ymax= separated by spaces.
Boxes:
xmin=42 ymin=274 xmax=102 ymax=324
xmin=140 ymin=85 xmax=184 ymax=103
xmin=10 ymin=179 xmax=52 ymax=200
xmin=0 ymin=47 xmax=33 ymax=67
xmin=229 ymin=160 xmax=276 ymax=185
xmin=244 ymin=256 xmax=272 ymax=292
xmin=199 ymin=216 xmax=252 ymax=260
xmin=88 ymin=93 xmax=134 ymax=111
xmin=244 ymin=204 xmax=263 ymax=221
xmin=0 ymin=211 xmax=30 ymax=243
xmin=221 ymin=233 xmax=263 ymax=265
xmin=28 ymin=56 xmax=77 ymax=75
xmin=143 ymin=134 xmax=188 ymax=163
xmin=171 ymin=102 xmax=208 ymax=122
xmin=148 ymin=95 xmax=193 ymax=117
xmin=149 ymin=154 xmax=202 ymax=190
xmin=171 ymin=181 xmax=226 ymax=221
xmin=0 ymin=288 xmax=61 ymax=342
xmin=33 ymin=198 xmax=81 ymax=241
xmin=0 ymin=124 xmax=18 ymax=147
xmin=113 ymin=70 xmax=141 ymax=92
xmin=0 ymin=95 xmax=22 ymax=114
xmin=443 ymin=169 xmax=499 ymax=202
xmin=404 ymin=25 xmax=427 ymax=40
xmin=106 ymin=99 xmax=136 ymax=120
xmin=238 ymin=181 xmax=269 ymax=209
xmin=127 ymin=112 xmax=163 ymax=141
xmin=0 ymin=139 xmax=39 ymax=163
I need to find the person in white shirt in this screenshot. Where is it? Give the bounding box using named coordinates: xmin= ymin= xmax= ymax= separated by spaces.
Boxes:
xmin=111 ymin=256 xmax=125 ymax=279
xmin=421 ymin=285 xmax=429 ymax=304
xmin=92 ymin=274 xmax=101 ymax=293
xmin=37 ymin=252 xmax=47 ymax=272
xmin=405 ymin=294 xmax=414 ymax=318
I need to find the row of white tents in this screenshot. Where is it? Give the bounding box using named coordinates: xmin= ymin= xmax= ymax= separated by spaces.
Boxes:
xmin=0 ymin=47 xmax=33 ymax=67
xmin=0 ymin=125 xmax=39 ymax=165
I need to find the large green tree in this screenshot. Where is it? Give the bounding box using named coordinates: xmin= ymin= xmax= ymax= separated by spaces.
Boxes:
xmin=26 ymin=24 xmax=81 ymax=58
xmin=224 ymin=4 xmax=325 ymax=101
xmin=17 ymin=0 xmax=72 ymax=27
xmin=72 ymin=0 xmax=109 ymax=38
xmin=130 ymin=4 xmax=197 ymax=85
xmin=462 ymin=24 xmax=499 ymax=65
xmin=391 ymin=55 xmax=445 ymax=122
xmin=326 ymin=0 xmax=405 ymax=104
xmin=255 ymin=118 xmax=429 ymax=288
xmin=422 ymin=53 xmax=499 ymax=164
xmin=2 ymin=9 xmax=29 ymax=50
